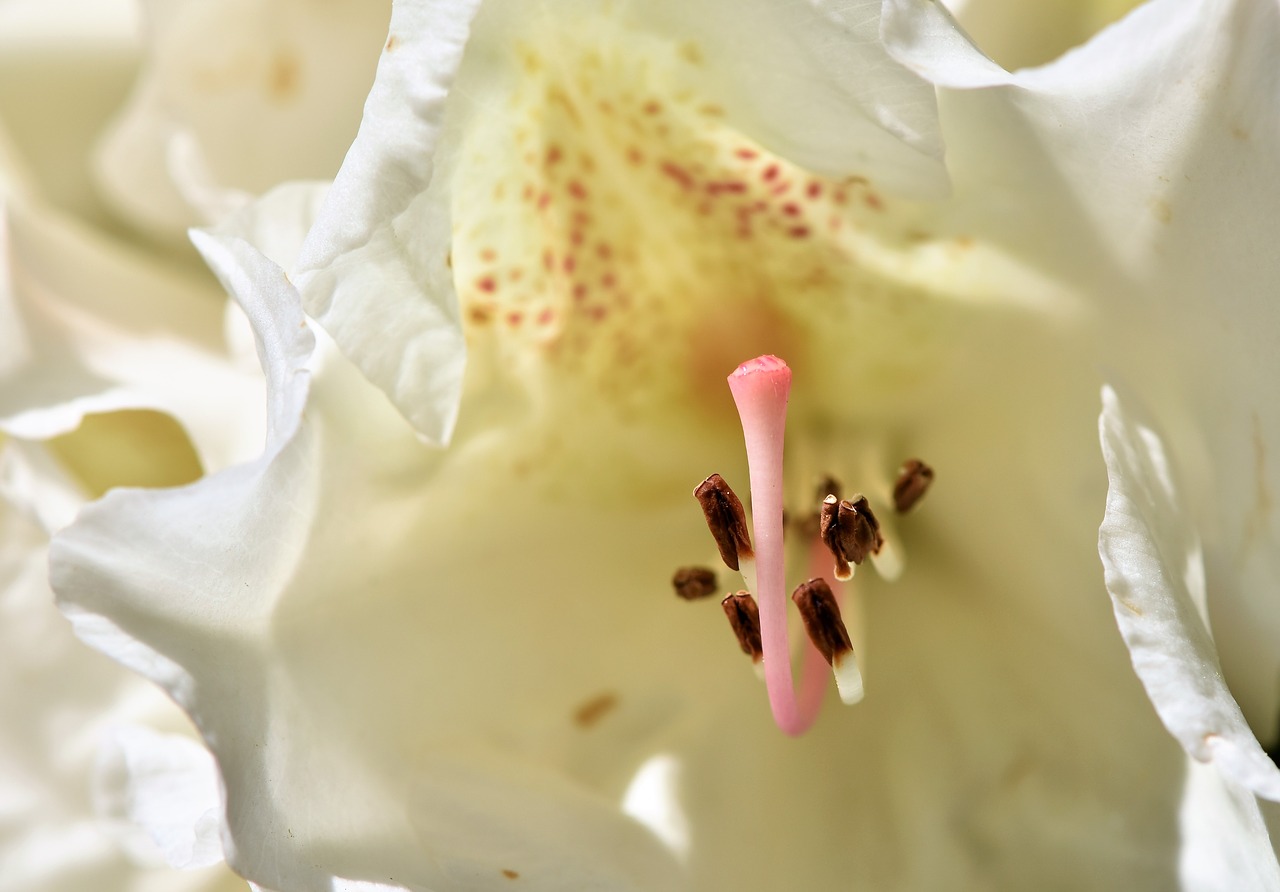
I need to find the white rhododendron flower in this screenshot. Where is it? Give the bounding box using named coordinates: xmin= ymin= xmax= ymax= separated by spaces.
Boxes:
xmin=0 ymin=7 xmax=262 ymax=887
xmin=41 ymin=0 xmax=1280 ymax=890
xmin=93 ymin=0 xmax=391 ymax=236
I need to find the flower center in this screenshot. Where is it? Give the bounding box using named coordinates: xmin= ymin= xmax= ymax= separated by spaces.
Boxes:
xmin=681 ymin=355 xmax=933 ymax=737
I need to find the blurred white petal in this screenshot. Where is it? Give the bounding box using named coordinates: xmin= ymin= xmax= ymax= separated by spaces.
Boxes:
xmin=94 ymin=0 xmax=390 ymax=236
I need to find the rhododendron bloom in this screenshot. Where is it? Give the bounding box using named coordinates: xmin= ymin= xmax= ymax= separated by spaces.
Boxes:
xmin=46 ymin=0 xmax=1280 ymax=890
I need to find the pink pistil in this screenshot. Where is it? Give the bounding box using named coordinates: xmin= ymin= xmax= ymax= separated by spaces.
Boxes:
xmin=728 ymin=355 xmax=830 ymax=736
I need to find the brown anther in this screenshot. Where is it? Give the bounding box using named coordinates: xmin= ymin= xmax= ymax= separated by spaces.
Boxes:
xmin=893 ymin=459 xmax=934 ymax=513
xmin=791 ymin=578 xmax=853 ymax=667
xmin=819 ymin=494 xmax=884 ymax=580
xmin=694 ymin=474 xmax=753 ymax=571
xmin=721 ymin=592 xmax=763 ymax=662
xmin=845 ymin=496 xmax=884 ymax=559
xmin=818 ymin=495 xmax=851 ymax=579
xmin=671 ymin=566 xmax=718 ymax=600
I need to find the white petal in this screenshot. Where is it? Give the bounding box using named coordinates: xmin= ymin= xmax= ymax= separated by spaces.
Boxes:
xmin=54 ymin=234 xmax=685 ymax=890
xmin=1099 ymin=385 xmax=1280 ymax=800
xmin=51 ymin=236 xmax=318 ymax=887
xmin=93 ymin=0 xmax=390 ymax=235
xmin=407 ymin=748 xmax=683 ymax=890
xmin=295 ymin=0 xmax=480 ymax=445
xmin=210 ymin=180 xmax=330 ymax=275
xmin=0 ymin=197 xmax=266 ymax=473
xmin=0 ymin=441 xmax=244 ymax=892
xmin=621 ymin=755 xmax=690 ymax=863
xmin=621 ymin=0 xmax=949 ymax=195
xmin=885 ymin=0 xmax=1280 ymax=740
xmin=0 ymin=117 xmax=37 ymax=203
xmin=1178 ymin=756 xmax=1280 ymax=891
xmin=940 ymin=0 xmax=1143 ymax=71
xmin=0 ymin=0 xmax=141 ymax=221
xmin=94 ymin=726 xmax=225 ymax=871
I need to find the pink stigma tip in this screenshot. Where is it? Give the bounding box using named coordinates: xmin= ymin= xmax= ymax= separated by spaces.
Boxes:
xmin=730 ymin=354 xmax=791 ymax=381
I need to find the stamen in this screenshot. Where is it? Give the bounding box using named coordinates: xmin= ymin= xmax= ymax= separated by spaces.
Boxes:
xmin=792 ymin=578 xmax=864 ymax=705
xmin=893 ymin=459 xmax=934 ymax=513
xmin=721 ymin=592 xmax=763 ymax=664
xmin=671 ymin=566 xmax=718 ymax=600
xmin=818 ymin=494 xmax=882 ymax=581
xmin=693 ymin=473 xmax=753 ymax=571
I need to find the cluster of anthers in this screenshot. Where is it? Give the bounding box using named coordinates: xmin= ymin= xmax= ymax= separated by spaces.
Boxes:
xmin=672 ymin=355 xmax=933 ymax=736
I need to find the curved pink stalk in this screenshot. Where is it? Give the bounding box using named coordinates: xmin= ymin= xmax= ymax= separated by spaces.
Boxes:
xmin=727 ymin=355 xmax=827 ymax=735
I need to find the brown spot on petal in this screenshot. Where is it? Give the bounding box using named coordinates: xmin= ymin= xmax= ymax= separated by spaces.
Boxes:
xmin=502 ymin=869 xmax=520 ymax=879
xmin=678 ymin=41 xmax=704 ymax=65
xmin=267 ymin=50 xmax=301 ymax=102
xmin=573 ymin=692 xmax=618 ymax=728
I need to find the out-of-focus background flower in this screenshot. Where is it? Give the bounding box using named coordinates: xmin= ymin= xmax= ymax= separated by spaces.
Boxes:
xmin=0 ymin=0 xmax=383 ymax=886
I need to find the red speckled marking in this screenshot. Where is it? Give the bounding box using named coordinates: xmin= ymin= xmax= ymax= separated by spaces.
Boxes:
xmin=448 ymin=34 xmax=901 ymax=403
xmin=660 ymin=162 xmax=695 ymax=190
